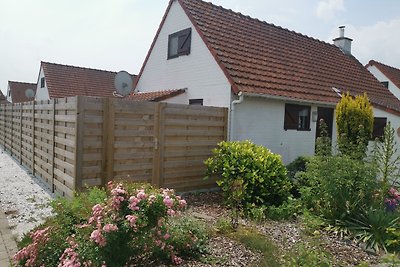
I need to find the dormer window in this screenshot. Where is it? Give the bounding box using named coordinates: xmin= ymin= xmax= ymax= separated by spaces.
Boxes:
xmin=40 ymin=77 xmax=45 ymax=88
xmin=381 ymin=81 xmax=389 ymax=88
xmin=168 ymin=28 xmax=191 ymax=59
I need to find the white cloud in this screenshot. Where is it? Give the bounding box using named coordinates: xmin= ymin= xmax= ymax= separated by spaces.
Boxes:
xmin=326 ymin=19 xmax=400 ymax=67
xmin=316 ymin=0 xmax=345 ymax=21
xmin=351 ymin=18 xmax=400 ymax=67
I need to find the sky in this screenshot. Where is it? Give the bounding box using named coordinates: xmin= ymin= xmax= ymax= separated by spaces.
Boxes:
xmin=1 ymin=0 xmax=399 ymax=95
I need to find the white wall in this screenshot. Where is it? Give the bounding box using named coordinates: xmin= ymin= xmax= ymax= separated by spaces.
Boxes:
xmin=6 ymin=84 xmax=12 ymax=102
xmin=35 ymin=67 xmax=50 ymax=100
xmin=367 ymin=65 xmax=400 ymax=100
xmin=232 ymin=96 xmax=324 ymax=164
xmin=136 ymin=0 xmax=232 ymax=108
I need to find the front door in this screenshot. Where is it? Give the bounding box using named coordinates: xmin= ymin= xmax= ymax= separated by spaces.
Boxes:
xmin=315 ymin=107 xmax=334 ymax=140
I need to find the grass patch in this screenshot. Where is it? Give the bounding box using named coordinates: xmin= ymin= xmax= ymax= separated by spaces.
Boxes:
xmin=228 ymin=227 xmax=280 ymax=267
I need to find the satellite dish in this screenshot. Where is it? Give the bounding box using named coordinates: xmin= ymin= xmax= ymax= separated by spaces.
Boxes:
xmin=25 ymin=88 xmax=35 ymax=99
xmin=114 ymin=71 xmax=133 ymax=97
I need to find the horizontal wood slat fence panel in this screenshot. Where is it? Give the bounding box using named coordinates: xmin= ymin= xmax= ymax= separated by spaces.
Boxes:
xmin=0 ymin=96 xmax=227 ymax=197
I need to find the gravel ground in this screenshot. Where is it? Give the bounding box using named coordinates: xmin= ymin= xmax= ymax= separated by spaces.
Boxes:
xmin=0 ymin=148 xmax=54 ymax=241
xmin=0 ymin=148 xmax=387 ymax=266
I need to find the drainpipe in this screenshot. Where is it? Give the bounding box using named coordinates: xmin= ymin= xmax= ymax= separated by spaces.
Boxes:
xmin=229 ymin=91 xmax=244 ymax=141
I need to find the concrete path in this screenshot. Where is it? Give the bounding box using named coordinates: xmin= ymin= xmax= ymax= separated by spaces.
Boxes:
xmin=0 ymin=209 xmax=17 ymax=266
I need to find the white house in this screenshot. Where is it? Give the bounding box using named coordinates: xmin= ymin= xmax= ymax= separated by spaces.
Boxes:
xmin=133 ymin=0 xmax=400 ymax=163
xmin=366 ymin=60 xmax=400 ymax=101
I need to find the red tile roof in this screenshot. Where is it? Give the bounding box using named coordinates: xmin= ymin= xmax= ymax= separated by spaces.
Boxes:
xmin=126 ymin=89 xmax=186 ymax=101
xmin=366 ymin=60 xmax=400 ymax=90
xmin=137 ymin=0 xmax=400 ymax=113
xmin=0 ymin=90 xmax=8 ymax=104
xmin=41 ymin=62 xmax=137 ymax=99
xmin=8 ymin=81 xmax=37 ymax=103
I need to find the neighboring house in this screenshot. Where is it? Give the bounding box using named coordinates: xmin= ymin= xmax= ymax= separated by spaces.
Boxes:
xmin=133 ymin=0 xmax=400 ymax=163
xmin=366 ymin=60 xmax=400 ymax=101
xmin=35 ymin=62 xmax=138 ymax=100
xmin=6 ymin=81 xmax=37 ymax=103
xmin=0 ymin=90 xmax=9 ymax=104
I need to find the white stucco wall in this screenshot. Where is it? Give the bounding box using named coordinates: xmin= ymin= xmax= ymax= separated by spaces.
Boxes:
xmin=367 ymin=65 xmax=400 ymax=100
xmin=232 ymin=96 xmax=329 ymax=164
xmin=136 ymin=0 xmax=231 ymax=108
xmin=6 ymin=84 xmax=12 ymax=102
xmin=35 ymin=67 xmax=50 ymax=101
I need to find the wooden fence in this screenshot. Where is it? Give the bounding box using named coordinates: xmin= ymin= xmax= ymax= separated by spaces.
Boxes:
xmin=0 ymin=96 xmax=228 ymax=198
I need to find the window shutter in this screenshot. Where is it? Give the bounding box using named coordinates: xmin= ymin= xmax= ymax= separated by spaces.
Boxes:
xmin=178 ymin=28 xmax=191 ymax=55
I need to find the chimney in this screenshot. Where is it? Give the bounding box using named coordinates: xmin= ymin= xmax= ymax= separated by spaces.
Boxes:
xmin=333 ymin=26 xmax=353 ymax=55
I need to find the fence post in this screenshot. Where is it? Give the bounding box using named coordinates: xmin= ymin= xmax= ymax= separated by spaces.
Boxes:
xmin=31 ymin=101 xmax=35 ymax=175
xmin=105 ymin=98 xmax=115 ymax=184
xmin=152 ymin=102 xmax=166 ymax=188
xmin=51 ymin=99 xmax=56 ymax=193
xmin=19 ymin=103 xmax=23 ymax=164
xmin=10 ymin=103 xmax=14 ymax=156
xmin=223 ymin=108 xmax=229 ymax=140
xmin=74 ymin=96 xmax=84 ymax=191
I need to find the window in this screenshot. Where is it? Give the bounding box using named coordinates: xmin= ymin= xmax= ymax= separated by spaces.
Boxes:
xmin=284 ymin=104 xmax=311 ymax=131
xmin=381 ymin=81 xmax=389 ymax=88
xmin=40 ymin=77 xmax=45 ymax=88
xmin=189 ymin=99 xmax=203 ymax=106
xmin=371 ymin=117 xmax=387 ymax=139
xmin=7 ymin=90 xmax=10 ymax=97
xmin=168 ymin=28 xmax=191 ymax=59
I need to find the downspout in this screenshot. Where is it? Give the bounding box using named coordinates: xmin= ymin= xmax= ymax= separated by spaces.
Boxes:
xmin=229 ymin=91 xmax=244 ymax=141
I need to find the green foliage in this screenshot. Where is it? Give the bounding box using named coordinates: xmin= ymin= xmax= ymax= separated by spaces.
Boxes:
xmin=286 ymin=156 xmax=311 ymax=180
xmin=282 ymin=243 xmax=333 ymax=267
xmin=205 ymin=140 xmax=291 ymax=209
xmin=380 ymin=253 xmax=400 ymax=267
xmin=266 ymin=197 xmax=303 ymax=221
xmin=167 ymin=216 xmax=209 ymax=258
xmin=372 ymin=122 xmax=400 ymax=187
xmin=335 ymin=93 xmax=374 ymax=159
xmin=300 ymin=155 xmax=378 ymax=221
xmin=215 ymin=218 xmax=235 ymax=234
xmin=15 ymin=183 xmax=206 ymax=266
xmin=345 ymin=208 xmax=400 ymax=252
xmin=315 ymin=119 xmax=332 ymax=157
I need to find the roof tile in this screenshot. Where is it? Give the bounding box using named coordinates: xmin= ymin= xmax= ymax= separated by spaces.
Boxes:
xmin=367 ymin=60 xmax=400 ymax=90
xmin=42 ymin=62 xmax=137 ymax=99
xmin=8 ymin=81 xmax=36 ymax=103
xmin=177 ymin=0 xmax=400 ymax=113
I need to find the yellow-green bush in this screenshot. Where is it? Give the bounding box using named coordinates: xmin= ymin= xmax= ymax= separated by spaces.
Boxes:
xmin=335 ymin=92 xmax=373 ymax=158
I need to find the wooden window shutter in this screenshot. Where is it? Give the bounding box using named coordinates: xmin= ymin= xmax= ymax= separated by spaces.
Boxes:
xmin=178 ymin=28 xmax=191 ymax=55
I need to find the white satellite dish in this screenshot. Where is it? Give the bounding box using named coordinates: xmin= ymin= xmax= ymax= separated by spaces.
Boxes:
xmin=114 ymin=71 xmax=133 ymax=97
xmin=25 ymin=88 xmax=35 ymax=99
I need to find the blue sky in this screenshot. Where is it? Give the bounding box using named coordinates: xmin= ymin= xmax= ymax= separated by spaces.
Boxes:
xmin=1 ymin=0 xmax=399 ymax=95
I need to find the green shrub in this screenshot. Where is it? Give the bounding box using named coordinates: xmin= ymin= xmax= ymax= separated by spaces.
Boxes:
xmin=335 ymin=92 xmax=374 ymax=159
xmin=346 ymin=208 xmax=400 ymax=252
xmin=266 ymin=197 xmax=303 ymax=221
xmin=15 ymin=182 xmax=207 ymax=266
xmin=286 ymin=156 xmax=310 ymax=180
xmin=301 ymin=155 xmax=378 ymax=221
xmin=283 ymin=243 xmax=333 ymax=267
xmin=205 ymin=140 xmax=291 ymax=208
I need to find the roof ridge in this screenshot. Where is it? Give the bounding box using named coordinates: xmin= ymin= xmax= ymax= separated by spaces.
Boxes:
xmin=8 ymin=81 xmax=36 ymax=85
xmin=41 ymin=61 xmax=127 ymax=75
xmin=368 ymin=59 xmax=400 ymax=71
xmin=183 ymin=0 xmax=337 ymax=48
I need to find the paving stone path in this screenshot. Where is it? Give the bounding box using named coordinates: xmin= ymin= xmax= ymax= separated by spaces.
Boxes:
xmin=0 ymin=208 xmax=17 ymax=266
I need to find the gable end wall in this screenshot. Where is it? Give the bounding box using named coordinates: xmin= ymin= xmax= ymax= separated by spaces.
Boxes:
xmin=136 ymin=0 xmax=232 ymax=107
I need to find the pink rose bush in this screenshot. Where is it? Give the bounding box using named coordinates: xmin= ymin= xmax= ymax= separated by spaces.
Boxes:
xmin=14 ymin=182 xmax=208 ymax=267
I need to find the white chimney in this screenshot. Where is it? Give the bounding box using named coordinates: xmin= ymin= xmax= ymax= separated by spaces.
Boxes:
xmin=333 ymin=26 xmax=352 ymax=55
